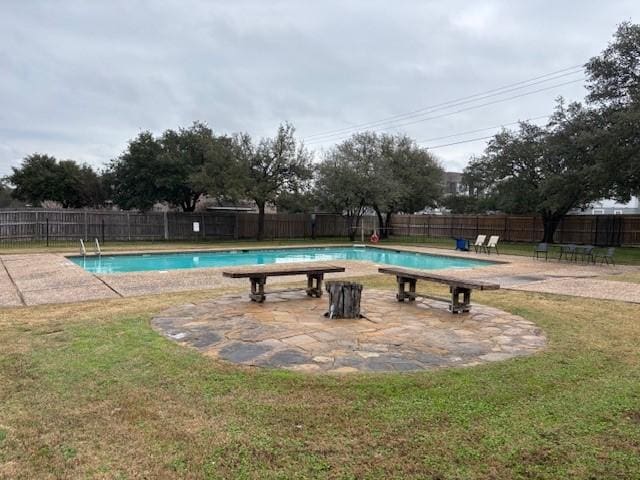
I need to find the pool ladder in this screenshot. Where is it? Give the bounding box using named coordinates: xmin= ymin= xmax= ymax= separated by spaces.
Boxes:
xmin=80 ymin=238 xmax=102 ymax=257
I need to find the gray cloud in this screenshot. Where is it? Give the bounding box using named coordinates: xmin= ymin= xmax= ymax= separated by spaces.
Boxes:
xmin=1 ymin=0 xmax=639 ymax=176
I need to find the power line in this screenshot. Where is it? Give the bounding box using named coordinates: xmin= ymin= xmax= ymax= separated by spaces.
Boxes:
xmin=303 ymin=64 xmax=584 ymax=141
xmin=306 ymin=69 xmax=582 ymax=142
xmin=425 ymin=135 xmax=497 ymax=150
xmin=305 ymin=78 xmax=584 ymax=145
xmin=416 ymin=114 xmax=550 ymax=143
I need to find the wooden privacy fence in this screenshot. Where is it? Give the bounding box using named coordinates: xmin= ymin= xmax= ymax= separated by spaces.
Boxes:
xmin=389 ymin=214 xmax=640 ymax=246
xmin=0 ymin=209 xmax=350 ymax=245
xmin=1 ymin=209 xmax=639 ymax=246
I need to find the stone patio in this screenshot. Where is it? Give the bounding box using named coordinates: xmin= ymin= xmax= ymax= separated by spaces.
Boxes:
xmin=151 ymin=289 xmax=547 ymax=373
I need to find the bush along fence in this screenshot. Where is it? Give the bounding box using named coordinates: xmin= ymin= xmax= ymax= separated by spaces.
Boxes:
xmin=0 ymin=209 xmax=639 ymax=247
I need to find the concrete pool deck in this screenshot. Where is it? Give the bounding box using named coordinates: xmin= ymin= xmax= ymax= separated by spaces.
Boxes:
xmin=0 ymin=245 xmax=639 ymax=307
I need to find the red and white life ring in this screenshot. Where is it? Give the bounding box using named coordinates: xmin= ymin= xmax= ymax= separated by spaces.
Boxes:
xmin=370 ymin=232 xmax=379 ymax=243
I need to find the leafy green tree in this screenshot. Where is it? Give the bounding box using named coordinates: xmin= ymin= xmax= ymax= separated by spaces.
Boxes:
xmin=374 ymin=134 xmax=443 ymax=237
xmin=465 ymin=102 xmax=607 ymax=243
xmin=108 ymin=132 xmax=163 ymax=211
xmin=232 ymin=123 xmax=312 ymax=240
xmin=315 ymin=150 xmax=370 ymax=241
xmin=585 ymin=21 xmax=640 ymax=198
xmin=109 ymin=122 xmax=229 ymax=211
xmin=315 ymin=132 xmax=443 ymax=239
xmin=441 ymin=195 xmax=480 ymax=214
xmin=0 ymin=182 xmax=22 ymax=208
xmin=7 ymin=154 xmax=104 ymax=208
xmin=276 ymin=190 xmax=317 ymax=213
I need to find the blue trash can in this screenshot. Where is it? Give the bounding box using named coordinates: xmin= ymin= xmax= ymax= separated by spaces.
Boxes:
xmin=455 ymin=238 xmax=469 ymax=251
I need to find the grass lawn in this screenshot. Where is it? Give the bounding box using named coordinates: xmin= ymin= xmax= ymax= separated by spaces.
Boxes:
xmin=1 ymin=276 xmax=640 ymax=479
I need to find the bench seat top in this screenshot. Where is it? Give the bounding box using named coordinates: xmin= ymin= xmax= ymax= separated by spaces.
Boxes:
xmin=378 ymin=267 xmax=500 ymax=290
xmin=222 ymin=263 xmax=345 ymax=278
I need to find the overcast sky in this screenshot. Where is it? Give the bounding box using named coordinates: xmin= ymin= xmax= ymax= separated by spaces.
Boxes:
xmin=1 ymin=0 xmax=638 ymax=177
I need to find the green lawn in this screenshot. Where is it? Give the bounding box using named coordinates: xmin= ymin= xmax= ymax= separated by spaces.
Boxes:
xmin=1 ymin=277 xmax=640 ymax=479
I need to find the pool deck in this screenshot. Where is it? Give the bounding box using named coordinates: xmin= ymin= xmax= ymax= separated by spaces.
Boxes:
xmin=0 ymin=245 xmax=639 ymax=307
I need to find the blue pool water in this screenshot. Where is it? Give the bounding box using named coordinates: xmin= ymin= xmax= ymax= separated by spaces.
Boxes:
xmin=70 ymin=246 xmax=493 ymax=274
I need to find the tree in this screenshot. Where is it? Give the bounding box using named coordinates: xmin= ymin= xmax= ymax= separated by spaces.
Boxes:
xmin=374 ymin=134 xmax=443 ymax=237
xmin=232 ymin=123 xmax=312 ymax=240
xmin=585 ymin=21 xmax=640 ymax=198
xmin=315 ymin=132 xmax=443 ymax=240
xmin=315 ymin=133 xmax=382 ymax=241
xmin=108 ymin=132 xmax=163 ymax=211
xmin=0 ymin=182 xmax=22 ymax=208
xmin=315 ymin=152 xmax=370 ymax=241
xmin=7 ymin=154 xmax=104 ymax=208
xmin=464 ymin=102 xmax=607 ymax=243
xmin=108 ymin=122 xmax=228 ymax=211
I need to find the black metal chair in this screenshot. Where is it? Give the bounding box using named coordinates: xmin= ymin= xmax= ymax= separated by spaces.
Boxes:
xmin=558 ymin=244 xmax=577 ymax=262
xmin=533 ymin=242 xmax=549 ymax=260
xmin=578 ymin=245 xmax=595 ymax=263
xmin=594 ymin=247 xmax=616 ymax=265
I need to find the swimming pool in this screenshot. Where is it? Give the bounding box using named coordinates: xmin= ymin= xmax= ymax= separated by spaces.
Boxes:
xmin=70 ymin=246 xmax=493 ymax=274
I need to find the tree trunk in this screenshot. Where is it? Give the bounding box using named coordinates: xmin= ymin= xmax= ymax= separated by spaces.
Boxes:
xmin=542 ymin=215 xmax=562 ymax=243
xmin=347 ymin=215 xmax=357 ymax=241
xmin=324 ymin=281 xmax=363 ymax=319
xmin=385 ymin=211 xmax=393 ymax=238
xmin=256 ymin=201 xmax=266 ymax=240
xmin=373 ymin=205 xmax=387 ymax=239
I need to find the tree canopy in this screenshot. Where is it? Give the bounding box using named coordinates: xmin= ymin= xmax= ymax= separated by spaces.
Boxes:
xmin=461 ymin=22 xmax=640 ymax=242
xmin=229 ymin=123 xmax=312 ymax=239
xmin=108 ymin=122 xmax=231 ymax=211
xmin=315 ymin=132 xmax=443 ymax=240
xmin=7 ymin=154 xmax=105 ymax=208
xmin=585 ymin=21 xmax=640 ymax=199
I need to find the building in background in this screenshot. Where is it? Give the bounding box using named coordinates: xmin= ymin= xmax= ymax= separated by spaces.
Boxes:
xmin=572 ymin=197 xmax=640 ymax=215
xmin=443 ymin=172 xmax=468 ymax=196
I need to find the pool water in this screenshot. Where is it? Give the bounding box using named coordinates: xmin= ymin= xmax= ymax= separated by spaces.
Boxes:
xmin=70 ymin=246 xmax=493 ymax=274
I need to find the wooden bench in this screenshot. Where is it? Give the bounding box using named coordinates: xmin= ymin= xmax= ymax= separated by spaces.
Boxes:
xmin=222 ymin=263 xmax=346 ymax=302
xmin=378 ymin=267 xmax=500 ymax=314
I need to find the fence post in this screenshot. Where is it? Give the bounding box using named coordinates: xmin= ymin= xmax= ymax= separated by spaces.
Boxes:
xmin=201 ymin=213 xmax=206 ymax=240
xmin=101 ymin=217 xmax=105 ymax=244
xmin=503 ymin=216 xmax=508 ymax=240
xmin=84 ymin=211 xmax=88 ymax=241
xmin=127 ymin=213 xmax=131 ymax=241
xmin=46 ymin=218 xmax=49 ymax=247
xmin=163 ymin=211 xmax=169 ymax=240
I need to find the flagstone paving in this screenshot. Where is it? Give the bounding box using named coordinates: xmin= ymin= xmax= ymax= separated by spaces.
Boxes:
xmin=151 ymin=289 xmax=547 ymax=373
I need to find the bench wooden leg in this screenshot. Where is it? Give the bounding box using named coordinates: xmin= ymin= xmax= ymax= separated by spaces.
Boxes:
xmin=449 ymin=286 xmax=471 ymax=313
xmin=306 ymin=273 xmax=324 ymax=297
xmin=408 ymin=279 xmax=416 ymax=302
xmin=250 ymin=277 xmax=266 ymax=302
xmin=396 ymin=276 xmax=415 ymax=302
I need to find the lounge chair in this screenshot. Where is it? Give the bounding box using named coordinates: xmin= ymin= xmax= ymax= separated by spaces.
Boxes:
xmin=558 ymin=244 xmax=577 ymax=262
xmin=533 ymin=242 xmax=549 ymax=260
xmin=472 ymin=235 xmax=486 ymax=253
xmin=594 ymin=247 xmax=616 ymax=265
xmin=483 ymin=235 xmax=500 ymax=255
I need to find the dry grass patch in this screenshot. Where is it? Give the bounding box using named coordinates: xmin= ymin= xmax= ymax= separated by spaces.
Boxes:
xmin=1 ymin=276 xmax=640 ymax=478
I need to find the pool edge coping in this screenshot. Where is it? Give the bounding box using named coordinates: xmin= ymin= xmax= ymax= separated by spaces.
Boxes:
xmin=65 ymin=243 xmax=506 ymax=275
